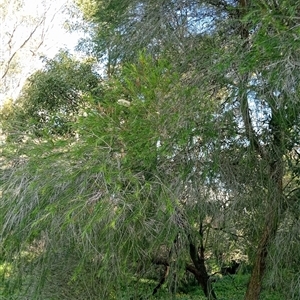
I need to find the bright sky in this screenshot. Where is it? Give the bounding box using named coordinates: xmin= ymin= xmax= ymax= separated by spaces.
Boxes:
xmin=31 ymin=1 xmax=83 ymax=58
xmin=0 ymin=0 xmax=85 ymax=102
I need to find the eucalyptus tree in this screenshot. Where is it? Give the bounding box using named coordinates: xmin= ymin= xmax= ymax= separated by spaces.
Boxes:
xmin=1 ymin=50 xmax=101 ymax=139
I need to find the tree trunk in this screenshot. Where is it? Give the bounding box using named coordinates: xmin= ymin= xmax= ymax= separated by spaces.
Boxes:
xmin=186 ymin=263 xmax=216 ymax=300
xmin=188 ymin=224 xmax=217 ymax=300
xmin=237 ymin=0 xmax=285 ymax=291
xmin=245 ymin=157 xmax=284 ymax=300
xmin=244 ymin=213 xmax=278 ymax=300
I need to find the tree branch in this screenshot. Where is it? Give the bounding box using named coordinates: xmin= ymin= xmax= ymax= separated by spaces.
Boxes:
xmin=1 ymin=18 xmax=45 ymax=80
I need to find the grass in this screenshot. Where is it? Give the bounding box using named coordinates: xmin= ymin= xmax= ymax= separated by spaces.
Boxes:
xmin=0 ymin=260 xmax=287 ymax=300
xmin=132 ymin=274 xmax=284 ymax=300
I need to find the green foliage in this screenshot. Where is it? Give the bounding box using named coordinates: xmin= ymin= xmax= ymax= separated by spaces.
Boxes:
xmin=1 ymin=50 xmax=101 ymax=139
xmin=0 ymin=54 xmax=180 ymax=298
xmin=2 ymin=1 xmax=300 ymax=300
xmin=1 ymin=50 xmax=235 ymax=298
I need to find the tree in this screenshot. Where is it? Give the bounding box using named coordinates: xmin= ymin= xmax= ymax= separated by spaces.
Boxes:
xmin=75 ymin=1 xmax=300 ymax=298
xmin=1 ymin=0 xmax=300 ymax=299
xmin=1 ymin=50 xmax=101 ymax=138
xmin=71 ymin=1 xmax=299 ymax=299
xmin=1 ymin=51 xmax=221 ymax=299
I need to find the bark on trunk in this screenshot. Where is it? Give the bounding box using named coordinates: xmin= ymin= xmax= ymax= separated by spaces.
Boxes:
xmin=188 ymin=224 xmax=217 ymax=300
xmin=244 ymin=213 xmax=278 ymax=300
xmin=244 ymin=155 xmax=284 ymax=300
xmin=237 ymin=0 xmax=287 ymax=298
xmin=186 ymin=263 xmax=216 ymax=300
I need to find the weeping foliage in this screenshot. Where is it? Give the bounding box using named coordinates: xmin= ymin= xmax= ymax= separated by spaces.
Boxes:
xmin=1 ymin=1 xmax=300 ymax=299
xmin=1 ymin=54 xmax=220 ymax=299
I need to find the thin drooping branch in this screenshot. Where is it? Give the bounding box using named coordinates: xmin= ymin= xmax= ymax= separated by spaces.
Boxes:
xmin=1 ymin=17 xmax=45 ymax=80
xmin=239 ymin=83 xmax=264 ymax=158
xmin=236 ymin=0 xmax=265 ymax=160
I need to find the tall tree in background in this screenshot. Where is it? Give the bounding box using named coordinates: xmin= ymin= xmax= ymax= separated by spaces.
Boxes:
xmin=1 ymin=50 xmax=101 ymax=140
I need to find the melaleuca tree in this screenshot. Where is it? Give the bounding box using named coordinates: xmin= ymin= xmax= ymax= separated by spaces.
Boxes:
xmin=2 ymin=1 xmax=300 ymax=300
xmin=211 ymin=2 xmax=300 ymax=299
xmin=75 ymin=1 xmax=300 ymax=299
xmin=1 ymin=53 xmax=220 ymax=299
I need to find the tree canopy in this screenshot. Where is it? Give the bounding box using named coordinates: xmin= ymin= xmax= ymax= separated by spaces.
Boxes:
xmin=1 ymin=50 xmax=101 ymax=138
